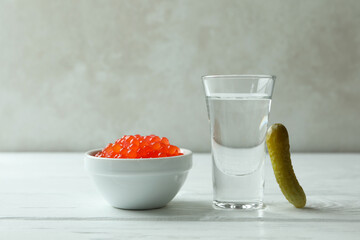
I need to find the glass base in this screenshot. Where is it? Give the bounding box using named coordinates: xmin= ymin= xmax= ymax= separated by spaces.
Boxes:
xmin=213 ymin=200 xmax=264 ymax=210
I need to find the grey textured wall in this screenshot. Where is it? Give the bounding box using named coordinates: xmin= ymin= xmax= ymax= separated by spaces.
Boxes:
xmin=1 ymin=0 xmax=359 ymax=152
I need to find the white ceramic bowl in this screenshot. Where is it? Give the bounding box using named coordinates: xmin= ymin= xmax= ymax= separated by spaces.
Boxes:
xmin=84 ymin=148 xmax=192 ymax=210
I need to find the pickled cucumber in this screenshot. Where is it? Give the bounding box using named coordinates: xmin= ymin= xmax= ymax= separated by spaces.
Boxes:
xmin=266 ymin=123 xmax=306 ymax=208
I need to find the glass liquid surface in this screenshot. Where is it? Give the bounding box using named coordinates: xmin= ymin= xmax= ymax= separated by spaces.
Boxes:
xmin=206 ymin=93 xmax=271 ymax=209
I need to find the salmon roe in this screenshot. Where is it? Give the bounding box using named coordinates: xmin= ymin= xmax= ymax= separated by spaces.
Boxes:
xmin=95 ymin=135 xmax=183 ymax=159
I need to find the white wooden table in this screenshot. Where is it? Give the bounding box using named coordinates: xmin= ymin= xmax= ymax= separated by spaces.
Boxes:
xmin=0 ymin=153 xmax=359 ymax=239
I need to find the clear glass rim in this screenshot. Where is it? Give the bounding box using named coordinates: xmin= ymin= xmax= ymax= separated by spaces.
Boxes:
xmin=202 ymin=74 xmax=276 ymax=81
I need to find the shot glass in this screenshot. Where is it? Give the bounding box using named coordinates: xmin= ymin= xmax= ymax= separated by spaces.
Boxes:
xmin=202 ymin=75 xmax=275 ymax=210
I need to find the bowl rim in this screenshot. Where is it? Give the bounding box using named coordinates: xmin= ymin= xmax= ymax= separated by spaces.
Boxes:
xmin=85 ymin=148 xmax=192 ymax=162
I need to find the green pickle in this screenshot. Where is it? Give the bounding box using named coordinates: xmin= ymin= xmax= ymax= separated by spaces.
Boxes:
xmin=266 ymin=123 xmax=306 ymax=208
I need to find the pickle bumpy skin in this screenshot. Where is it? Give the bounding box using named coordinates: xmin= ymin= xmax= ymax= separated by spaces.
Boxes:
xmin=266 ymin=123 xmax=306 ymax=208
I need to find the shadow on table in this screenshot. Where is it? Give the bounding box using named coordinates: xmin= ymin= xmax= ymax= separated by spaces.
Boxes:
xmin=117 ymin=199 xmax=265 ymax=221
xmin=301 ymin=199 xmax=360 ymax=215
xmin=264 ymin=198 xmax=360 ymax=221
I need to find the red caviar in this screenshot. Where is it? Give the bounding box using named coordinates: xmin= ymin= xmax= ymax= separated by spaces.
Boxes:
xmin=95 ymin=135 xmax=183 ymax=159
